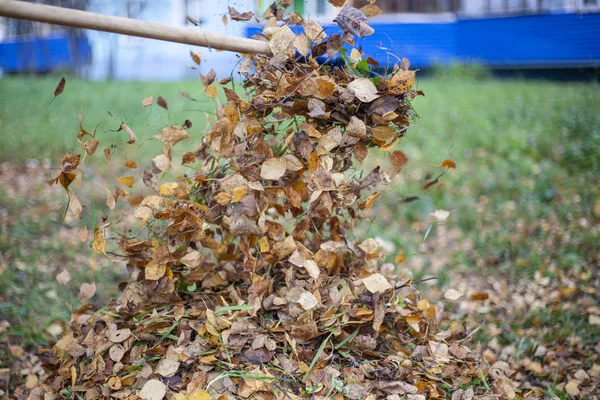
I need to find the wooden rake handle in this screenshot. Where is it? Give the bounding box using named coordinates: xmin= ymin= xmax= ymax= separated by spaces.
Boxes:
xmin=0 ymin=0 xmax=273 ymax=56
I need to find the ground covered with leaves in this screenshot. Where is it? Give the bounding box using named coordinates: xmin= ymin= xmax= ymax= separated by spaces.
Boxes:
xmin=2 ymin=4 xmax=600 ymax=400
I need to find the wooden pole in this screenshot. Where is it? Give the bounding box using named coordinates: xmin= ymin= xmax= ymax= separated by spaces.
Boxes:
xmin=0 ymin=0 xmax=273 ymax=56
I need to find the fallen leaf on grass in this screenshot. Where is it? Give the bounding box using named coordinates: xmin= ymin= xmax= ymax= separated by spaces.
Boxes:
xmin=444 ymin=288 xmax=463 ymax=301
xmin=139 ymin=379 xmax=166 ymax=400
xmin=261 ymin=158 xmax=287 ymax=180
xmin=56 ymin=269 xmax=71 ymax=285
xmin=78 ymin=282 xmax=96 ymax=301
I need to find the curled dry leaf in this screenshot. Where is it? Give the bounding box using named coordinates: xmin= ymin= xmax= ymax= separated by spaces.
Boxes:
xmin=155 ymin=125 xmax=190 ymax=147
xmin=120 ymin=123 xmax=137 ymax=144
xmin=335 ymin=5 xmax=375 ymax=37
xmin=228 ymin=6 xmax=254 ymax=21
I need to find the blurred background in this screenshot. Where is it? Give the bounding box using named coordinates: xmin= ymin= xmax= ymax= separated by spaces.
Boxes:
xmin=1 ymin=1 xmax=600 ymax=397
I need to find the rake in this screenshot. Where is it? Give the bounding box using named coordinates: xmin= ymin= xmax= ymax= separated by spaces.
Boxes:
xmin=0 ymin=0 xmax=273 ymax=56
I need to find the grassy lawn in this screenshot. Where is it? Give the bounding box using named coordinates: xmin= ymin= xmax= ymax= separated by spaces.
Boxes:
xmin=1 ymin=74 xmax=599 ymax=397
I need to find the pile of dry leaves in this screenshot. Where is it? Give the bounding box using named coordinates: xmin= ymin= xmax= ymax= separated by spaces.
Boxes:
xmin=18 ymin=3 xmax=519 ymax=399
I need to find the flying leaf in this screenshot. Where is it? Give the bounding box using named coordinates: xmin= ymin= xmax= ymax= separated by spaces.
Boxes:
xmin=441 ymin=159 xmax=456 ymax=169
xmin=119 ymin=123 xmax=137 ymax=144
xmin=328 ymin=0 xmax=346 ymax=6
xmin=117 ymin=176 xmax=135 ymax=188
xmin=125 ymin=159 xmax=137 ymax=168
xmin=347 ymin=78 xmax=380 ymax=103
xmin=334 ymin=5 xmax=374 ymax=37
xmin=155 ymin=125 xmax=190 ymax=147
xmin=269 ymin=26 xmax=297 ymax=59
xmin=190 ymin=51 xmax=202 ymax=65
xmin=360 ymin=4 xmax=382 ymax=17
xmin=50 ymin=76 xmax=66 ymax=104
xmin=200 ymin=69 xmax=216 ymax=86
xmin=142 ymin=96 xmax=153 ymax=107
xmin=229 ymin=6 xmax=254 ymax=21
xmin=92 ymin=228 xmax=106 ymax=255
xmin=157 ymin=96 xmax=168 ymax=110
xmin=302 ymin=20 xmax=327 ymax=44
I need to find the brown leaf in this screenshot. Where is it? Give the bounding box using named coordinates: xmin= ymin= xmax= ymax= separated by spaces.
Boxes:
xmin=119 ymin=123 xmax=137 ymax=144
xmin=182 ymin=151 xmax=196 ymax=165
xmin=228 ymin=6 xmax=254 ymax=21
xmin=125 ymin=159 xmax=137 ymax=169
xmin=190 ymin=50 xmax=202 ymax=65
xmin=50 ymin=76 xmax=66 ymax=104
xmin=200 ymin=69 xmax=217 ymax=86
xmin=302 ymin=20 xmax=327 ymax=44
xmin=269 ymin=26 xmax=297 ymax=59
xmin=334 ymin=5 xmax=374 ymax=37
xmin=157 ymin=96 xmax=168 ymax=110
xmin=78 ymin=282 xmax=96 ymax=301
xmin=328 ymin=0 xmax=346 ymax=6
xmin=155 ymin=125 xmax=190 ymax=147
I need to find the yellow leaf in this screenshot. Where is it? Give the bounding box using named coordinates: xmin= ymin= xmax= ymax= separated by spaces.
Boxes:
xmin=231 ymin=185 xmax=248 ymax=202
xmin=159 ymin=182 xmax=179 ymax=196
xmin=145 ymin=261 xmax=166 ymax=280
xmin=92 ymin=228 xmax=106 ymax=255
xmin=204 ymin=83 xmax=218 ymax=99
xmin=125 ymin=159 xmax=137 ymax=168
xmin=117 ymin=176 xmax=135 ymax=188
xmin=259 ymin=236 xmax=270 ymax=253
xmin=441 ymin=159 xmax=456 ymax=169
